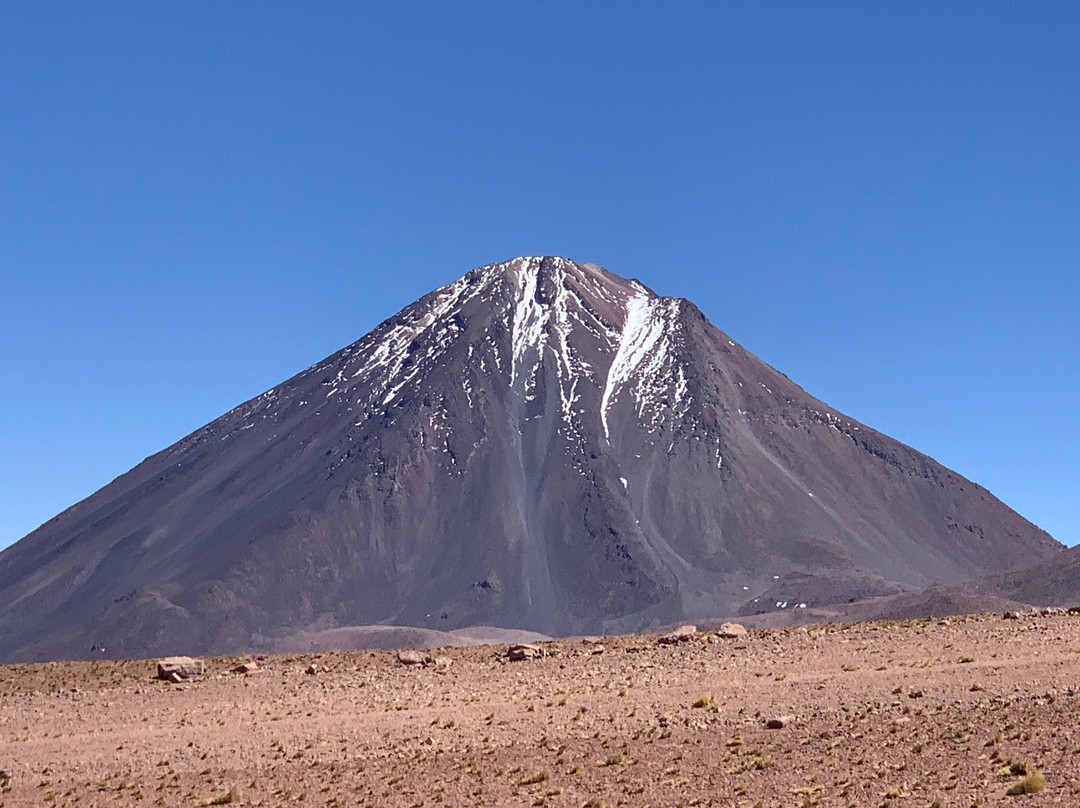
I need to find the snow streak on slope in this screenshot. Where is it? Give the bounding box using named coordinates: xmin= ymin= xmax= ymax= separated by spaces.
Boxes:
xmin=333 ymin=256 xmax=691 ymax=443
xmin=623 ymin=297 xmax=687 ymax=434
xmin=505 ymin=257 xmax=619 ymax=429
xmin=601 ymin=287 xmax=660 ymax=441
xmin=598 ymin=288 xmax=687 ymax=442
xmin=509 ymin=260 xmax=547 ymax=387
xmin=345 ymin=273 xmax=481 ymax=407
xmin=197 ymin=256 xmax=700 ymax=465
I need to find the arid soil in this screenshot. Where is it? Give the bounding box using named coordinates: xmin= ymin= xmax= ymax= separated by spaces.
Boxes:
xmin=3 ymin=612 xmax=1080 ymax=807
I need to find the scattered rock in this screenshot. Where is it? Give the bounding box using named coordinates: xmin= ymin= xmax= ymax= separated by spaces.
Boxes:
xmin=157 ymin=657 xmax=204 ymax=681
xmin=230 ymin=661 xmax=259 ymax=675
xmin=507 ymin=643 xmax=546 ymax=661
xmin=717 ymin=622 xmax=748 ymax=639
xmin=1003 ymin=611 xmax=1021 ymax=620
xmin=658 ymin=625 xmax=697 ymax=645
xmin=1041 ymin=607 xmax=1066 ymax=616
xmin=765 ymin=714 xmax=795 ymax=729
xmin=305 ymin=664 xmax=322 ymax=675
xmin=393 ymin=650 xmax=455 ymax=667
xmin=1068 ymin=605 xmax=1080 ymax=615
xmin=908 ymin=689 xmax=924 ymax=699
xmin=397 ymin=650 xmax=427 ymax=666
xmin=6 ymin=613 xmax=1079 ymax=804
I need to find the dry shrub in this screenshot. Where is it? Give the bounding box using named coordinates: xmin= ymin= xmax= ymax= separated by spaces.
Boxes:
xmin=203 ymin=788 xmax=241 ymax=806
xmin=1006 ymin=771 xmax=1046 ymax=796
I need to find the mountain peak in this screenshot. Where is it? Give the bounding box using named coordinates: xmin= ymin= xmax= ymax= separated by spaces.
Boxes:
xmin=481 ymin=255 xmax=657 ymax=312
xmin=461 ymin=256 xmax=685 ymax=434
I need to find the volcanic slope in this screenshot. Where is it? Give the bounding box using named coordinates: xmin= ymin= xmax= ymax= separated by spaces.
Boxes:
xmin=0 ymin=257 xmax=1060 ymax=661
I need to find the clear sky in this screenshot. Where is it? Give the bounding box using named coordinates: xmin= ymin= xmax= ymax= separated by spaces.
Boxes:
xmin=1 ymin=3 xmax=1077 ymax=552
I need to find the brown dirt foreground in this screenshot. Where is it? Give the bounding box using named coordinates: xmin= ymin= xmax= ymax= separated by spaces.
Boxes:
xmin=3 ymin=613 xmax=1080 ymax=808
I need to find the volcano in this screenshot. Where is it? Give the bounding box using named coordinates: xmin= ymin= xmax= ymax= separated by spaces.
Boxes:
xmin=0 ymin=257 xmax=1061 ymax=661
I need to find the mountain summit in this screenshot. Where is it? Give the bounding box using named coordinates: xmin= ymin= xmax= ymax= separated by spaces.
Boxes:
xmin=0 ymin=257 xmax=1060 ymax=660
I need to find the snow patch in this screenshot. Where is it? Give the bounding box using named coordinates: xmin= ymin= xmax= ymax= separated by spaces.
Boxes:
xmin=600 ymin=291 xmax=667 ymax=441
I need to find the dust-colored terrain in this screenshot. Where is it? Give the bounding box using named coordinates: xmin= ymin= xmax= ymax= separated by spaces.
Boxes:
xmin=3 ymin=612 xmax=1079 ymax=807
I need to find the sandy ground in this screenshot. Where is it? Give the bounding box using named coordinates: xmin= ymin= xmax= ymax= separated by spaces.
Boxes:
xmin=2 ymin=612 xmax=1080 ymax=807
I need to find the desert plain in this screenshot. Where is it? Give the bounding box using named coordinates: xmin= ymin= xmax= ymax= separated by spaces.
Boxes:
xmin=2 ymin=612 xmax=1079 ymax=807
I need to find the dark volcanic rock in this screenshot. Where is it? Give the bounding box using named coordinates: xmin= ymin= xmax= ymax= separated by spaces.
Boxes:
xmin=0 ymin=257 xmax=1062 ymax=661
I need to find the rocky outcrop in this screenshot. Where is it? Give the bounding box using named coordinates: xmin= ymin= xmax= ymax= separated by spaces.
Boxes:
xmin=156 ymin=657 xmax=204 ymax=681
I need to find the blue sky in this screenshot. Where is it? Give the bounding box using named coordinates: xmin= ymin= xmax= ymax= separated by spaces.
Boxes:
xmin=1 ymin=2 xmax=1077 ymax=551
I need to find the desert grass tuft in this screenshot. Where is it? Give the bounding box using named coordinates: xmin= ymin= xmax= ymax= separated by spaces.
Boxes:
xmin=202 ymin=788 xmax=241 ymax=806
xmin=1006 ymin=771 xmax=1046 ymax=796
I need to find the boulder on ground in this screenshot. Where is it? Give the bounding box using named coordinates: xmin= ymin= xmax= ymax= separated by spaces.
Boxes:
xmin=156 ymin=656 xmax=204 ymax=681
xmin=230 ymin=661 xmax=259 ymax=674
xmin=717 ymin=622 xmax=748 ymax=638
xmin=658 ymin=625 xmax=697 ymax=645
xmin=765 ymin=714 xmax=795 ymax=729
xmin=507 ymin=643 xmax=546 ymax=661
xmin=397 ymin=650 xmax=427 ymax=666
xmin=393 ymin=650 xmax=452 ymax=667
xmin=1003 ymin=610 xmax=1030 ymax=620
